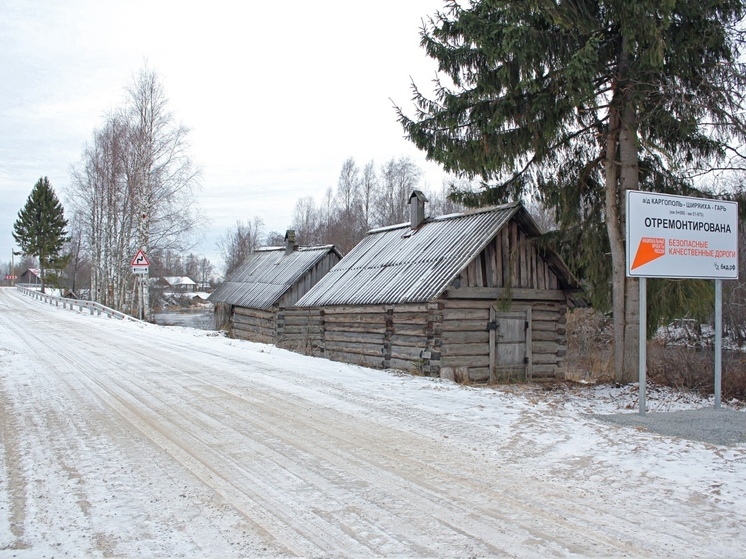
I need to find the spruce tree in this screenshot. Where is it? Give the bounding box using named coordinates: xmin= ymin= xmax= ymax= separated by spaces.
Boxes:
xmin=398 ymin=0 xmax=746 ymax=382
xmin=13 ymin=177 xmax=69 ymax=293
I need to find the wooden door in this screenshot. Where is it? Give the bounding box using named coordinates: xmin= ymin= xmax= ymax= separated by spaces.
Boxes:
xmin=489 ymin=307 xmax=531 ymax=382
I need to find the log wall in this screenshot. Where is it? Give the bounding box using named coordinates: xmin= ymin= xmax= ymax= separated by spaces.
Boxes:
xmin=280 ymin=304 xmax=436 ymax=373
xmin=276 ymin=308 xmax=324 ymax=354
xmin=437 ymin=299 xmax=490 ymax=383
xmin=322 ymin=305 xmax=388 ymax=369
xmin=280 ymin=297 xmax=567 ymax=383
xmin=231 ymin=306 xmax=277 ymax=344
xmin=389 ymin=303 xmax=439 ymax=374
xmin=437 ymin=298 xmax=567 ymax=383
xmin=529 ymin=301 xmax=568 ymax=380
xmin=213 ymin=302 xmax=232 ymax=330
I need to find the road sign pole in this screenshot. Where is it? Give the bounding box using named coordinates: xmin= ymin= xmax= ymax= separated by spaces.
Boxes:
xmin=627 ymin=191 xmax=738 ymax=414
xmin=715 ymin=279 xmax=723 ymax=409
xmin=639 ymin=276 xmax=647 ymax=416
xmin=130 ymin=249 xmax=150 ymax=320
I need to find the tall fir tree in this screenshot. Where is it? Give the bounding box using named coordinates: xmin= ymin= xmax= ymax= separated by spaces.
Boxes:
xmin=13 ymin=177 xmax=69 ymax=293
xmin=398 ymin=0 xmax=746 ymax=382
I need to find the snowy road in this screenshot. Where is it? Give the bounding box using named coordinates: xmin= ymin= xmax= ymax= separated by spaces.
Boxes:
xmin=1 ymin=287 xmax=744 ymax=558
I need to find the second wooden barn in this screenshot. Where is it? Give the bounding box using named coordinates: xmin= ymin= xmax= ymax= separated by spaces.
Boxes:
xmin=209 ymin=231 xmax=342 ymax=344
xmin=287 ymin=192 xmax=581 ymax=382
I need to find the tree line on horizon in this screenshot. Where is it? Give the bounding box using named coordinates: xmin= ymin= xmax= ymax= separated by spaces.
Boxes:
xmin=216 ymin=156 xmax=479 ymax=277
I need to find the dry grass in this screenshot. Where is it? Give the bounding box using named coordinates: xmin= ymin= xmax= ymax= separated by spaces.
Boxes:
xmin=647 ymin=343 xmax=746 ymax=402
xmin=565 ymin=308 xmax=615 ymax=383
xmin=565 ymin=308 xmax=746 ymax=402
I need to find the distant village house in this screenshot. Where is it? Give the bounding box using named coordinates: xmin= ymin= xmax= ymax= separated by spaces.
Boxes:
xmin=18 ymin=268 xmax=42 ymax=285
xmin=156 ymin=276 xmax=197 ymax=293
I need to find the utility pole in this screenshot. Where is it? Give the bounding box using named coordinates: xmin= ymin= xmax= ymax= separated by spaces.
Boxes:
xmin=11 ymin=250 xmax=21 ymax=286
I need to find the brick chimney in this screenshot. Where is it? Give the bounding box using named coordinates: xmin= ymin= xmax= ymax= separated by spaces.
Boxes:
xmin=285 ymin=229 xmax=296 ymax=255
xmin=409 ymin=190 xmax=428 ymax=229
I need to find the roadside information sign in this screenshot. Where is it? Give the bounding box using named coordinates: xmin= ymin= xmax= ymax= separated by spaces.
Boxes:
xmin=626 ymin=191 xmax=738 ymax=279
xmin=131 ymin=249 xmax=150 ymax=275
xmin=626 ymin=190 xmax=739 ymax=415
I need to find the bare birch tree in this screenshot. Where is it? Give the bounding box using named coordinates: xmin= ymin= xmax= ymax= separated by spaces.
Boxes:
xmin=68 ymin=66 xmax=202 ymax=317
xmin=123 ymin=66 xmax=202 ymax=319
xmin=289 ymin=156 xmax=425 ymax=251
xmin=360 ymin=160 xmax=378 ymax=230
xmin=427 ymin=179 xmax=469 ymax=218
xmin=69 ymin=115 xmax=134 ymax=309
xmin=337 ymin=157 xmax=360 ymax=216
xmin=376 ymin=156 xmax=421 ymax=226
xmin=333 ymin=157 xmax=366 ymax=253
xmin=217 ymin=217 xmax=264 ymax=277
xmin=292 ymin=196 xmax=320 ymax=245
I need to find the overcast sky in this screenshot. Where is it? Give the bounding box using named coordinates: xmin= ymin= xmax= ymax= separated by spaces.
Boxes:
xmin=1 ymin=0 xmax=450 ymax=271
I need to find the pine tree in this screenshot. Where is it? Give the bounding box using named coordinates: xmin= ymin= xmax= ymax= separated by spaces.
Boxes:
xmin=13 ymin=177 xmax=69 ymax=293
xmin=398 ymin=0 xmax=746 ymax=382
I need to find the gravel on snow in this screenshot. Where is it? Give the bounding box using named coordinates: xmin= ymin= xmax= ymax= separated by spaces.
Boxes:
xmin=595 ymin=407 xmax=746 ymax=446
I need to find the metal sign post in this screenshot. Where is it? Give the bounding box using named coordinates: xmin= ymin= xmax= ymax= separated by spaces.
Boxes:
xmin=10 ymin=249 xmax=21 ymax=286
xmin=130 ymin=249 xmax=150 ymax=321
xmin=639 ymin=277 xmax=647 ymax=415
xmin=626 ymin=191 xmax=738 ymax=415
xmin=715 ymin=279 xmax=723 ymax=409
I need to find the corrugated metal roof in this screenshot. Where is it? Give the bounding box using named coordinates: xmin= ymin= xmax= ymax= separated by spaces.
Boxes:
xmin=295 ymin=203 xmax=523 ymax=307
xmin=208 ymin=245 xmax=338 ymax=309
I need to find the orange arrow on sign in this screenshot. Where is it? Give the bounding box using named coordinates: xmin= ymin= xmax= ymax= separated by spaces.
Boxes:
xmin=631 ymin=237 xmax=665 ymax=270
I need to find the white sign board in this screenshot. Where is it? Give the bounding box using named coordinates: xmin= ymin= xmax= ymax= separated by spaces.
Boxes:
xmin=626 ymin=191 xmax=739 ymax=279
xmin=132 ymin=266 xmax=149 ymax=275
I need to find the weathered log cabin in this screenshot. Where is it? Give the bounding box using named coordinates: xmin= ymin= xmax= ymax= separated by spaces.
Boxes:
xmin=209 ymin=231 xmax=342 ymax=344
xmin=286 ymin=192 xmax=581 ymax=382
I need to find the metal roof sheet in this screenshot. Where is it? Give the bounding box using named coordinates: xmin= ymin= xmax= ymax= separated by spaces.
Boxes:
xmin=295 ymin=203 xmax=523 ymax=307
xmin=208 ymin=245 xmax=338 ymax=309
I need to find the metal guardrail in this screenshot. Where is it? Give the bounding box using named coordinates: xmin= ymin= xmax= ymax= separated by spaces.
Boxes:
xmin=16 ymin=286 xmax=143 ymax=323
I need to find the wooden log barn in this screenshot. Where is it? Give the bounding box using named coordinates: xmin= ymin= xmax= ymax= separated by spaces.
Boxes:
xmin=208 ymin=231 xmax=342 ymax=344
xmin=286 ymin=192 xmax=581 ymax=383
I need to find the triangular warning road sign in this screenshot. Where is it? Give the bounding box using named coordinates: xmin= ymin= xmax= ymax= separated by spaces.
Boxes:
xmin=131 ymin=249 xmax=150 ymax=266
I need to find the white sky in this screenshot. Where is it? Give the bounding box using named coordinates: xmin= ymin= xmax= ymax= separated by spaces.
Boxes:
xmin=0 ymin=0 xmax=449 ymax=270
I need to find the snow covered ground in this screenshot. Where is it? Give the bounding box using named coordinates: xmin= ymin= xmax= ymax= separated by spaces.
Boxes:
xmin=0 ymin=287 xmax=744 ymax=558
